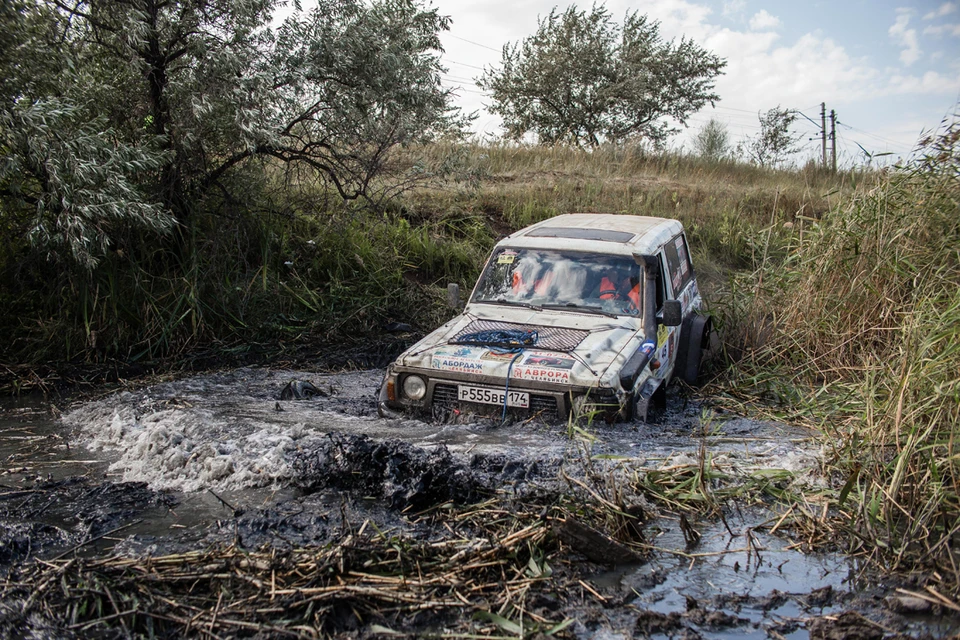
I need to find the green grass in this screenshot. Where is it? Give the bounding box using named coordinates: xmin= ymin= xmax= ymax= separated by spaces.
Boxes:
xmin=3 ymin=142 xmax=851 ymax=366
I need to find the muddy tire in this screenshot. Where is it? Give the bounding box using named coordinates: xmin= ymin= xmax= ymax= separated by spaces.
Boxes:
xmin=674 ymin=314 xmax=712 ymax=385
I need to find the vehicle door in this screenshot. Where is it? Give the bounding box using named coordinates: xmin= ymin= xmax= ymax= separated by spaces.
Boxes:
xmin=657 ymin=233 xmax=697 ymax=379
xmin=654 ymin=233 xmax=693 ymax=380
xmin=651 ymin=249 xmax=676 ymax=380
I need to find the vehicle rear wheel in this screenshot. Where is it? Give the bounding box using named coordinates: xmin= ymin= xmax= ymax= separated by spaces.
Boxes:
xmin=675 ymin=315 xmax=712 ymax=385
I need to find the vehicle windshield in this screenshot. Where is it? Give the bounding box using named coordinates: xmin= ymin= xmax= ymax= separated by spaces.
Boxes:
xmin=471 ymin=248 xmax=642 ymax=316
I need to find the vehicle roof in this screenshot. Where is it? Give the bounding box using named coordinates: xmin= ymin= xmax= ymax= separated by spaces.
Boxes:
xmin=496 ymin=213 xmax=683 ymax=256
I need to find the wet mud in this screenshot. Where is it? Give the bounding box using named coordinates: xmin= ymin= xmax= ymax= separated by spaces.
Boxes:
xmin=0 ymin=367 xmax=957 ymax=638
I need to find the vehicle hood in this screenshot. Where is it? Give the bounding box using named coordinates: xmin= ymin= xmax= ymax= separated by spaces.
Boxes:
xmin=396 ymin=304 xmax=643 ymax=389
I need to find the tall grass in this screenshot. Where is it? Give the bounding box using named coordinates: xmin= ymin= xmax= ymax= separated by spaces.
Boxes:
xmin=0 ymin=205 xmax=488 ymax=366
xmin=2 ymin=142 xmax=850 ymax=368
xmin=718 ymin=121 xmax=960 ymax=593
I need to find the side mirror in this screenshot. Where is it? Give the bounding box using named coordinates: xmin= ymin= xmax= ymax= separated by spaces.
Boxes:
xmin=662 ymin=300 xmax=682 ymax=327
xmin=447 ymin=283 xmax=462 ymax=309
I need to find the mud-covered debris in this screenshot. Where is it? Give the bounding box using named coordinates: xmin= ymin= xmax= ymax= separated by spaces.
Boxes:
xmin=805 ymin=584 xmax=835 ymax=608
xmin=554 ymin=517 xmax=644 ymax=565
xmin=0 ymin=498 xmax=561 ymax=639
xmin=0 ymin=522 xmax=74 ymax=567
xmin=206 ymin=493 xmax=424 ymax=550
xmin=884 ymin=593 xmax=934 ymax=614
xmin=0 ymin=478 xmax=176 ymax=567
xmin=0 ymin=599 xmax=70 ymax=640
xmin=755 ymin=589 xmax=790 ymax=611
xmin=806 ymin=610 xmax=884 ymax=640
xmin=684 ymin=608 xmax=750 ymax=629
xmin=469 ymin=452 xmax=548 ymax=482
xmin=292 ymin=433 xmax=482 ymax=511
xmin=635 ymin=609 xmax=684 ymax=635
xmin=279 ymin=379 xmax=326 ymax=400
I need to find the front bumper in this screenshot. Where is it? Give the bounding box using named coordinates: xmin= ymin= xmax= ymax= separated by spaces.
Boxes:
xmin=378 ymin=366 xmax=623 ymax=421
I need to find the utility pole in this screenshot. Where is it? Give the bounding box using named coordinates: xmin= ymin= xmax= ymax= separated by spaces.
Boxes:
xmin=830 ymin=109 xmax=837 ymax=173
xmin=821 ymin=103 xmax=828 ymax=169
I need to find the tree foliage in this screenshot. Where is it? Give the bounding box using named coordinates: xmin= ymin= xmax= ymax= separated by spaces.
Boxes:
xmin=0 ymin=1 xmax=172 ymax=268
xmin=0 ymin=0 xmax=464 ymax=268
xmin=693 ymin=118 xmax=730 ymax=161
xmin=748 ymin=106 xmax=800 ymax=168
xmin=478 ymin=4 xmax=726 ymax=147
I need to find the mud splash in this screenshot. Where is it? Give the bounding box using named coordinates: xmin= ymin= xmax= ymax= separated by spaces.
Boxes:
xmin=61 ymin=367 xmax=821 ymax=495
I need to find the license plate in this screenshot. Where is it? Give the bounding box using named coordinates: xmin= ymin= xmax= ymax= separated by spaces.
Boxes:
xmin=457 ymin=385 xmax=530 ymax=408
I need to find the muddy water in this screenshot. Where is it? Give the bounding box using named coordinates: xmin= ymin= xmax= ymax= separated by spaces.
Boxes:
xmin=1 ymin=368 xmax=956 ymax=638
xmin=59 ymin=367 xmax=820 ymax=493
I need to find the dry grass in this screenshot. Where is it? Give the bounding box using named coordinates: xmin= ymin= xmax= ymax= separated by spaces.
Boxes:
xmin=714 ymin=120 xmax=960 ymax=595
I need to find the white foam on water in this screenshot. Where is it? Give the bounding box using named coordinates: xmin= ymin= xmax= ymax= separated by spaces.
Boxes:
xmin=61 ymin=368 xmax=372 ymax=492
xmin=66 ymin=400 xmax=324 ymax=492
xmin=61 ymin=367 xmax=827 ymax=493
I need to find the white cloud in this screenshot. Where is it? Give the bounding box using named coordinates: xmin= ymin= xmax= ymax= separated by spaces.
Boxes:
xmin=884 ymin=69 xmax=960 ymax=95
xmin=749 ymin=9 xmax=781 ymax=31
xmin=722 ymin=0 xmax=745 ymax=18
xmin=889 ymin=10 xmax=922 ymax=65
xmin=923 ymin=23 xmax=960 ymax=36
xmin=922 ymin=2 xmax=957 ymax=20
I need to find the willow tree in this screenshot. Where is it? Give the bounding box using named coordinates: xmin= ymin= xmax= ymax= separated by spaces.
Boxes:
xmin=479 ymin=4 xmax=726 ymax=147
xmin=0 ymin=0 xmax=465 ymax=268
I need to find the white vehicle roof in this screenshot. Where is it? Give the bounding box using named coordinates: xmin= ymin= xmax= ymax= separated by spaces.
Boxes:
xmin=497 ymin=214 xmax=683 ymax=256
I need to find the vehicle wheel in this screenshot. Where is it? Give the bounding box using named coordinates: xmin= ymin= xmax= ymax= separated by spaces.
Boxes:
xmin=675 ymin=314 xmax=712 ymax=385
xmin=697 ymin=321 xmax=720 ymax=383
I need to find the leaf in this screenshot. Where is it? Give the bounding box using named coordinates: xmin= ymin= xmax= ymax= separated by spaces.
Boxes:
xmin=546 ymin=618 xmax=575 ymax=636
xmin=473 ymin=611 xmax=522 ymax=634
xmin=837 ymin=463 xmax=861 ymax=507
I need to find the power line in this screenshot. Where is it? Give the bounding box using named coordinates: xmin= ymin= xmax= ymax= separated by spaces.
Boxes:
xmin=837 ymin=122 xmax=911 ymax=149
xmin=794 ymin=109 xmax=822 ymax=129
xmin=711 ymin=105 xmax=764 ymax=115
xmin=447 ymin=33 xmax=501 ymax=53
xmin=444 ymin=57 xmax=487 ymax=71
xmin=440 ymin=73 xmax=479 ymax=84
xmin=440 ymin=82 xmax=491 ymax=97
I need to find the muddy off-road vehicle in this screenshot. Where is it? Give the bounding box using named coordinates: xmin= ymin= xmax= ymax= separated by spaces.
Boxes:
xmin=378 ymin=214 xmax=711 ymax=422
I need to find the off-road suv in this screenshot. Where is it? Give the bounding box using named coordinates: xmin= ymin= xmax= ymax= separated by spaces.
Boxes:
xmin=378 ymin=213 xmax=711 ymax=422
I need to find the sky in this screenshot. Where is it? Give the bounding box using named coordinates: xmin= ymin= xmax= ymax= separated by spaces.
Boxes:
xmin=432 ymin=0 xmax=960 ymax=165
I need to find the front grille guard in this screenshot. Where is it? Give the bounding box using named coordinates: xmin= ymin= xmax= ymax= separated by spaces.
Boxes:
xmin=449 ymin=320 xmax=588 ymax=353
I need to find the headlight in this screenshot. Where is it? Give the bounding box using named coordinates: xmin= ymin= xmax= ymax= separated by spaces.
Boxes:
xmin=402 ymin=375 xmax=427 ymax=400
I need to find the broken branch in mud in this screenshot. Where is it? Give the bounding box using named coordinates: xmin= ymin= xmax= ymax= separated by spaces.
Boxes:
xmin=51 ymin=519 xmax=143 ymax=560
xmin=0 ymin=499 xmax=579 ymax=637
xmin=553 ymin=517 xmax=643 ymax=565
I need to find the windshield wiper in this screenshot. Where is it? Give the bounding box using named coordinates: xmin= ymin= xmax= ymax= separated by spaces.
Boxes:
xmin=541 ymin=303 xmax=619 ymax=318
xmin=474 ymin=298 xmax=543 ymax=311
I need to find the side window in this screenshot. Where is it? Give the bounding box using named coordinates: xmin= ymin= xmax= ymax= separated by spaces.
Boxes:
xmin=663 ymin=233 xmax=693 ymax=296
